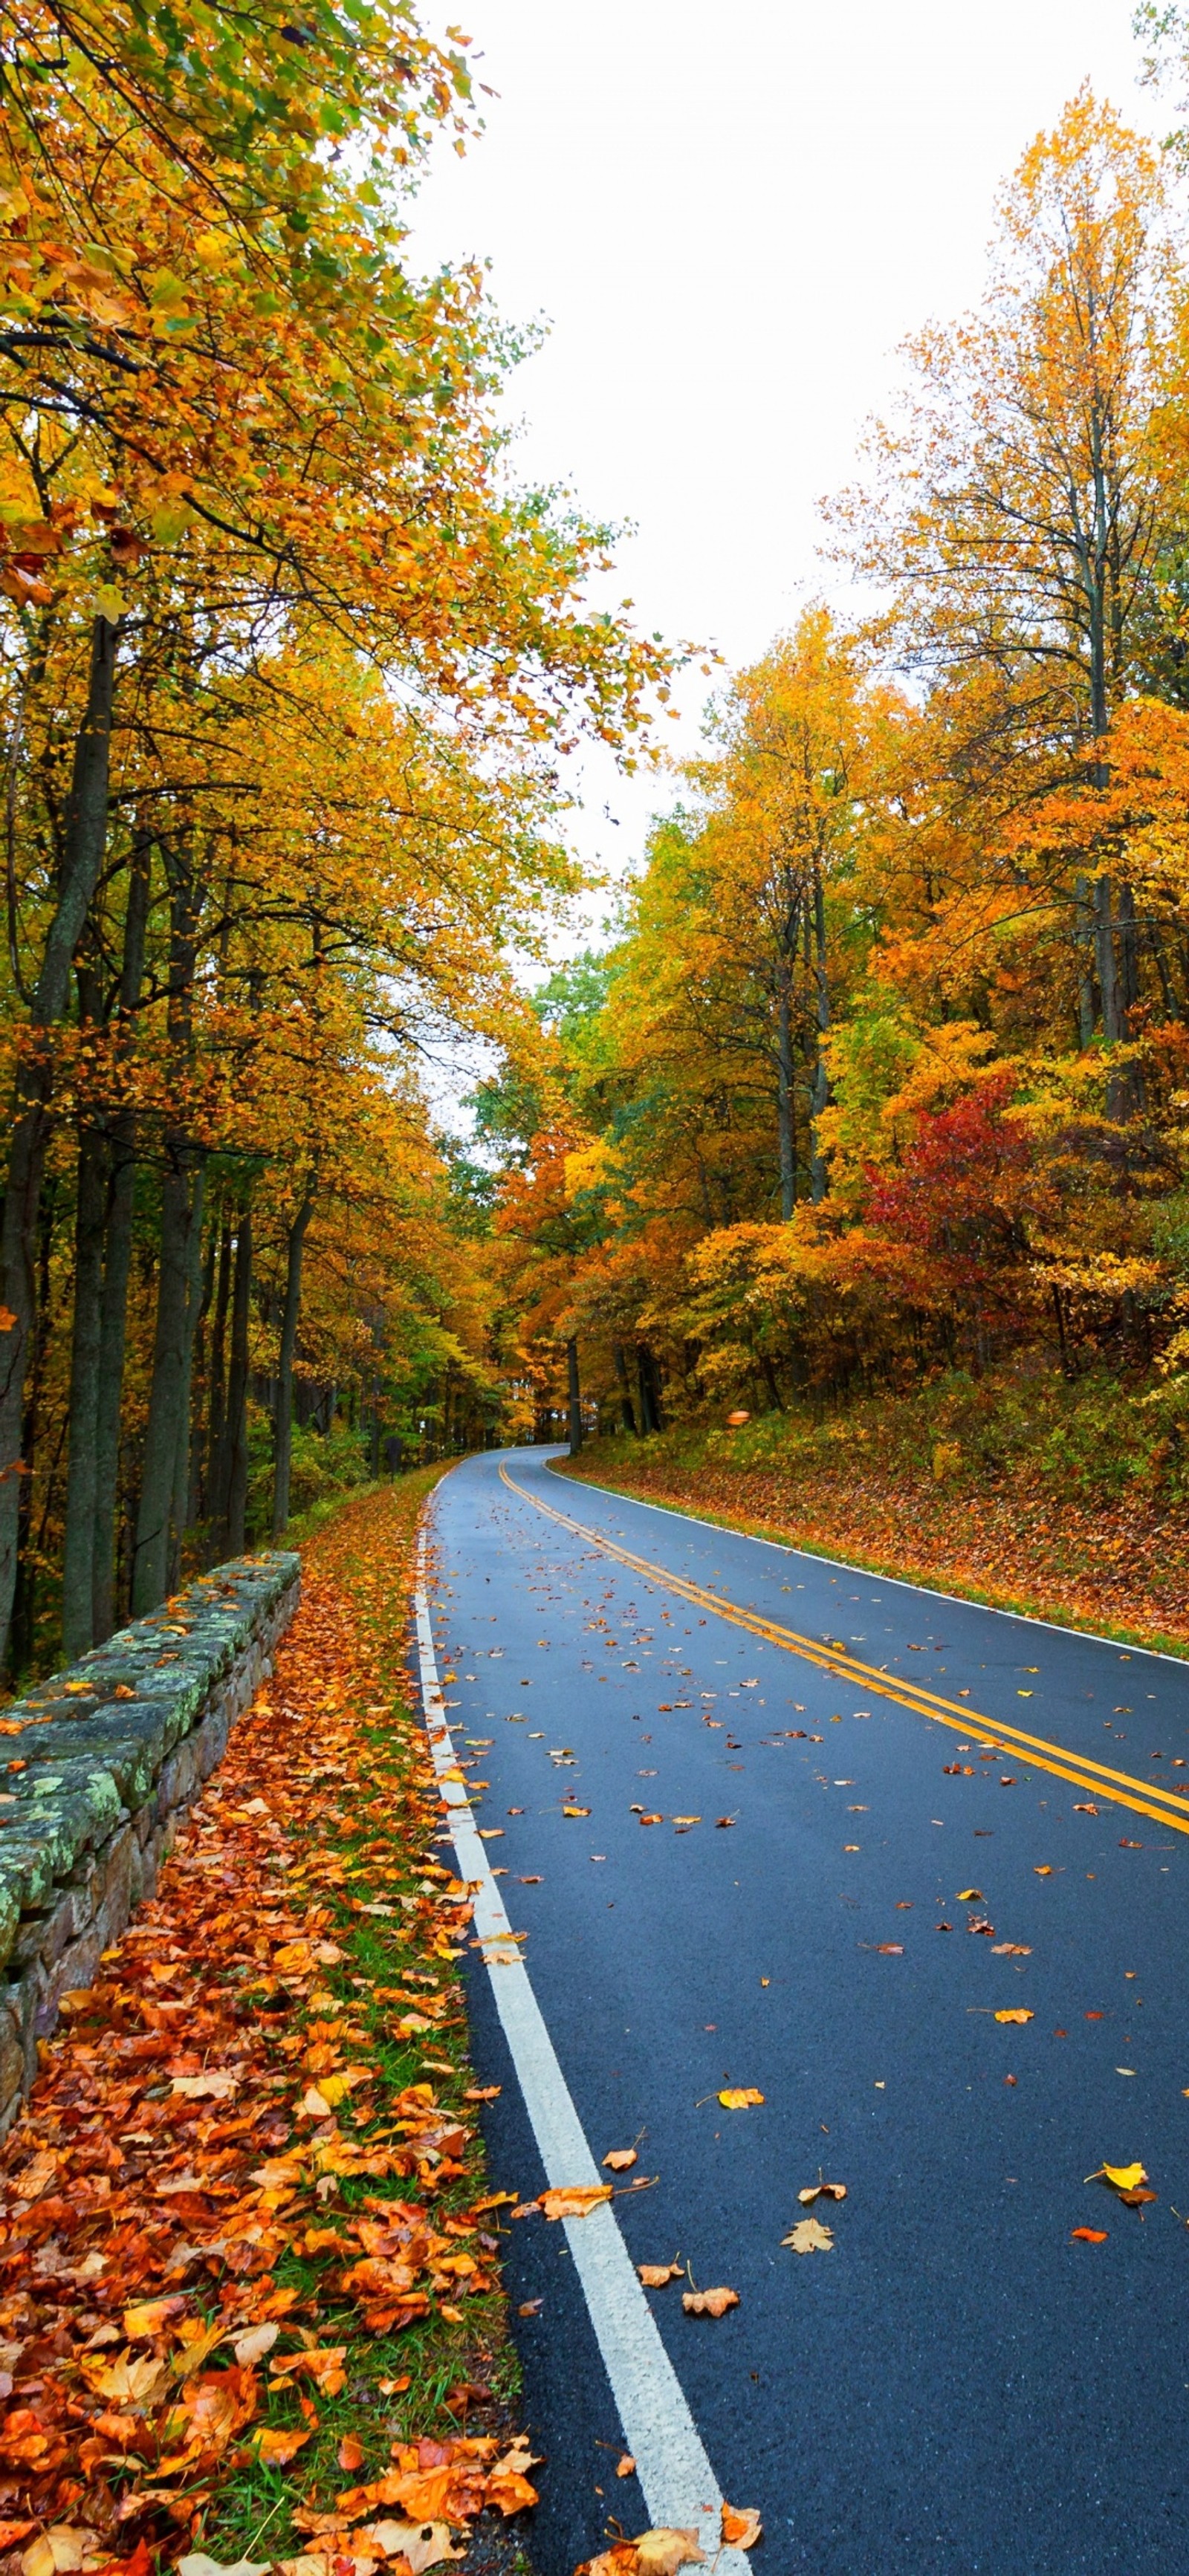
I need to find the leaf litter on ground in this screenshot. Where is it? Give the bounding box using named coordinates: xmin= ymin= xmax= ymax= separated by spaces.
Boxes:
xmin=0 ymin=1479 xmax=539 ymax=2576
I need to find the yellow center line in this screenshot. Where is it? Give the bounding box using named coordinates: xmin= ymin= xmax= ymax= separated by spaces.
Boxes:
xmin=498 ymin=1463 xmax=1189 ymax=1842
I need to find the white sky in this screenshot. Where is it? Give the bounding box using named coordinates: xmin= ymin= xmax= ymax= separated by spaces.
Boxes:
xmin=406 ymin=0 xmax=1165 ymax=906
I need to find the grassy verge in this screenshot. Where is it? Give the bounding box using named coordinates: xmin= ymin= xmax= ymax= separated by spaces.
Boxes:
xmin=0 ymin=1464 xmax=536 ymax=2576
xmin=560 ymin=1364 xmax=1189 ymax=1658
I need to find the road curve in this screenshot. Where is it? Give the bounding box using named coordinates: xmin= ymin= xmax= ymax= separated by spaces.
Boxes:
xmin=419 ymin=1444 xmax=1189 ymax=2576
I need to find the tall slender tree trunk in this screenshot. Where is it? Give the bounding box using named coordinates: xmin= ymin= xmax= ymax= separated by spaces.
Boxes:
xmin=612 ymin=1341 xmax=638 ymax=1435
xmin=776 ymin=980 xmax=797 ymax=1221
xmin=809 ymin=873 xmax=831 ymax=1204
xmin=166 ymin=1161 xmax=207 ymax=1593
xmin=0 ymin=613 xmax=117 ymax=1675
xmin=272 ymin=1187 xmax=314 ymax=1540
xmin=566 ymin=1337 xmax=583 ymax=1454
xmin=224 ymin=1209 xmax=253 ymax=1557
xmin=91 ymin=829 xmax=150 ymax=1644
xmin=132 ymin=1153 xmax=204 ymax=1613
xmin=61 ymin=1110 xmax=108 ymax=1658
xmin=206 ymin=1219 xmax=233 ymax=1545
xmin=1075 ymin=874 xmax=1096 ymax=1046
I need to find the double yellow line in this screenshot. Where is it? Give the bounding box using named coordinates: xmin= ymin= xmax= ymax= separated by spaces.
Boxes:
xmin=499 ymin=1462 xmax=1189 ymax=1841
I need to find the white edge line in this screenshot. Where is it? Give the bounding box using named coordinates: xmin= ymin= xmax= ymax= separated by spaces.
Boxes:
xmin=522 ymin=1447 xmax=1189 ymax=1673
xmin=413 ymin=1524 xmax=749 ymax=2570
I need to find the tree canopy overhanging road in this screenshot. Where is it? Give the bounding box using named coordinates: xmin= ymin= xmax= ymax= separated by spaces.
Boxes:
xmin=423 ymin=1446 xmax=1189 ymax=2576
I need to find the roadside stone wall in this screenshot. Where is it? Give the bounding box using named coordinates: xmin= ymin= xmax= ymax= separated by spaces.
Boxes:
xmin=0 ymin=1551 xmax=300 ymax=2138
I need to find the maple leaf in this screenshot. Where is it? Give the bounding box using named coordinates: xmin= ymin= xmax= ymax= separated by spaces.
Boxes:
xmin=783 ymin=2218 xmax=835 ymax=2254
xmin=681 ymin=2285 xmax=739 ymax=2316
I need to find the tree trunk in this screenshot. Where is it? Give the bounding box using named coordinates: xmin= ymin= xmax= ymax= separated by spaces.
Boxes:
xmin=61 ymin=1114 xmax=108 ymax=1658
xmin=272 ymin=1188 xmax=314 ymax=1539
xmin=132 ymin=1152 xmax=204 ymax=1614
xmin=1075 ymin=874 xmax=1096 ymax=1046
xmin=612 ymin=1341 xmax=638 ymax=1435
xmin=1095 ymin=875 xmax=1122 ymax=1044
xmin=166 ymin=1160 xmax=207 ymax=1593
xmin=0 ymin=613 xmax=117 ymax=1675
xmin=91 ymin=827 xmax=150 ymax=1644
xmin=777 ymin=982 xmax=797 ymax=1221
xmin=206 ymin=1219 xmax=233 ymax=1543
xmin=809 ymin=874 xmax=831 ymax=1204
xmin=566 ymin=1337 xmax=583 ymax=1454
xmin=224 ymin=1209 xmax=253 ymax=1557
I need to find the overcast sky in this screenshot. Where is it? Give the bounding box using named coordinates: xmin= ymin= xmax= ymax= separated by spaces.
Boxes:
xmin=406 ymin=0 xmax=1165 ymax=901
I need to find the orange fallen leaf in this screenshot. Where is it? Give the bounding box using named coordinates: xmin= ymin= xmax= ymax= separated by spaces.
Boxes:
xmin=797 ymin=2182 xmax=846 ymax=2204
xmin=638 ymin=2260 xmax=684 ymax=2286
xmin=721 ymin=2505 xmax=762 ymax=2548
xmin=1034 ymin=1865 xmax=1054 ymax=1876
xmin=681 ymin=2285 xmax=739 ymax=2316
xmin=718 ymin=2088 xmax=763 ymax=2109
xmin=994 ymin=2009 xmax=1034 ymax=2024
xmin=256 ymin=2426 xmax=313 ymax=2466
xmin=563 ymin=1805 xmax=592 ymax=1817
xmin=1070 ymin=2228 xmax=1108 ymax=2243
xmin=603 ymin=2149 xmax=638 ymax=2170
xmin=617 ymin=2455 xmax=636 ymax=2479
xmin=538 ymin=2184 xmax=613 ymax=2220
xmin=337 ymin=2434 xmax=364 ymax=2471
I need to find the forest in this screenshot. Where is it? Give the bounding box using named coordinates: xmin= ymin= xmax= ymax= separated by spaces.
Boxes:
xmin=9 ymin=4 xmax=1189 ymax=1685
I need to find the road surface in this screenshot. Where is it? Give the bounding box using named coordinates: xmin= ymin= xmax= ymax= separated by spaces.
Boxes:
xmin=416 ymin=1445 xmax=1189 ymax=2576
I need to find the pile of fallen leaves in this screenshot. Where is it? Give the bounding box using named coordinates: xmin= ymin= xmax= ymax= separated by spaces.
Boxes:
xmin=0 ymin=1474 xmax=535 ymax=2576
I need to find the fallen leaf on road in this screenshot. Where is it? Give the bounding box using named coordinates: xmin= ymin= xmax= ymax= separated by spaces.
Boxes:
xmin=538 ymin=2184 xmax=613 ymax=2220
xmin=1086 ymin=2162 xmax=1147 ymax=2193
xmin=617 ymin=2456 xmax=636 ymax=2479
xmin=721 ymin=2506 xmax=762 ymax=2549
xmin=876 ymin=1943 xmax=903 ymax=1955
xmin=783 ymin=2218 xmax=835 ymax=2254
xmin=718 ymin=2088 xmax=764 ymax=2108
xmin=563 ymin=1806 xmax=592 ymax=1818
xmin=603 ymin=2150 xmax=638 ymax=2170
xmin=956 ymin=1887 xmax=983 ymax=1901
xmin=635 ymin=2534 xmax=708 ymax=2576
xmin=638 ymin=1813 xmax=663 ymax=1826
xmin=991 ymin=1944 xmax=1031 ymax=1956
xmin=1118 ymin=2186 xmax=1158 ymax=2206
xmin=681 ymin=2285 xmax=739 ymax=2316
xmin=1070 ymin=2228 xmax=1109 ymax=2243
xmin=464 ymin=2085 xmax=502 ymax=2100
xmin=638 ymin=2260 xmax=684 ymax=2286
xmin=797 ymin=2181 xmax=846 ymax=2204
xmin=1073 ymin=1803 xmax=1098 ymax=1815
xmin=995 ymin=2009 xmax=1034 ymax=2024
xmin=715 ymin=1817 xmax=736 ymax=1829
xmin=518 ymin=2299 xmax=542 ymax=2315
xmin=1034 ymin=1865 xmax=1054 ymax=1876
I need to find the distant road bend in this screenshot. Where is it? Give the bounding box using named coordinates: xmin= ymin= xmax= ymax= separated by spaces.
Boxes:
xmin=415 ymin=1444 xmax=1189 ymax=2576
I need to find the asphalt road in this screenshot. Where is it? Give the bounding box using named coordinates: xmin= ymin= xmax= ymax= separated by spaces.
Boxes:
xmin=421 ymin=1444 xmax=1189 ymax=2576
